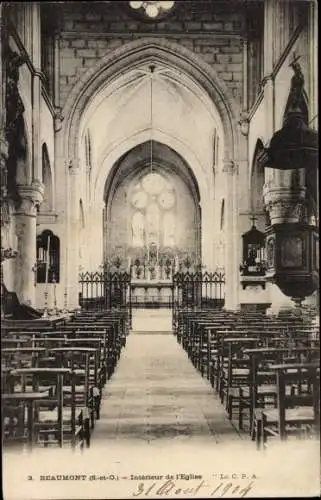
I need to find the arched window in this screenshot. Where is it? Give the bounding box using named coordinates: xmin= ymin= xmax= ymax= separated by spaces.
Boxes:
xmin=129 ymin=171 xmax=176 ymax=252
xmin=36 ymin=230 xmax=60 ymax=283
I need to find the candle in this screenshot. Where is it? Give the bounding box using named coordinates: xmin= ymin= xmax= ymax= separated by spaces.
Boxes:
xmin=45 ymin=234 xmax=51 ymax=284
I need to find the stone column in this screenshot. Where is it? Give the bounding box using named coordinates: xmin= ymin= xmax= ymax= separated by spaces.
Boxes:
xmin=14 ymin=182 xmax=44 ymax=306
xmin=66 ymin=161 xmax=81 ymax=310
xmin=223 ymin=160 xmax=240 ymax=311
xmin=262 ymin=1 xmax=275 ymax=137
xmin=31 ymin=3 xmax=42 ymax=181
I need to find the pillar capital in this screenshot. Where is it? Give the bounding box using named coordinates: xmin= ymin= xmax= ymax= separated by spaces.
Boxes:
xmin=263 ymin=186 xmax=306 ymax=224
xmin=223 ymin=160 xmax=239 ymax=176
xmin=16 ymin=181 xmax=44 ymax=216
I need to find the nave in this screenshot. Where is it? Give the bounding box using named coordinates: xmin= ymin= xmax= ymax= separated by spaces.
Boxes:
xmin=2 ymin=307 xmax=320 ymax=499
xmin=2 ymin=307 xmax=319 ymax=451
xmin=91 ymin=332 xmax=241 ymax=446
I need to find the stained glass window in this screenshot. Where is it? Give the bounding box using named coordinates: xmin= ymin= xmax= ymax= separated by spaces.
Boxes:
xmin=130 ymin=172 xmax=176 ymax=248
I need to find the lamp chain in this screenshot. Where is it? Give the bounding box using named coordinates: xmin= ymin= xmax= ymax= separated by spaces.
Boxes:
xmin=149 ymin=64 xmax=155 ymax=174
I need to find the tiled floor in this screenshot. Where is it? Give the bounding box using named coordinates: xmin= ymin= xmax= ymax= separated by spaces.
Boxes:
xmin=91 ymin=332 xmax=242 ymax=445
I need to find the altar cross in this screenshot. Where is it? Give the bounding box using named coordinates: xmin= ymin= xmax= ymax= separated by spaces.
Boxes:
xmin=289 ymin=51 xmax=301 ymax=67
xmin=250 ymin=214 xmax=258 ymax=227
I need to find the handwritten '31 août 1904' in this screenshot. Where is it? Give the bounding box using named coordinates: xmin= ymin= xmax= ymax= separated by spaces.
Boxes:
xmin=131 ymin=479 xmax=255 ymax=497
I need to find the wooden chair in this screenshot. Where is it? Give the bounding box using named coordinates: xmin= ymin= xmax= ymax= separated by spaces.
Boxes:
xmin=254 ymin=363 xmax=320 ymax=450
xmin=2 ymin=368 xmax=77 ymax=449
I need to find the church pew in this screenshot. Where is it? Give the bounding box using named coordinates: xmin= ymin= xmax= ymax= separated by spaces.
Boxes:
xmin=1 ymin=347 xmax=49 ymax=371
xmin=1 ymin=338 xmax=30 ymax=349
xmin=190 ymin=319 xmax=234 ymax=376
xmin=55 ymin=327 xmax=119 ymax=378
xmin=32 ymin=337 xmax=107 ymax=385
xmin=217 ymin=337 xmax=258 ymax=409
xmin=256 ymin=362 xmax=320 ymax=449
xmin=2 ymin=368 xmax=87 ymax=449
xmin=239 ymin=346 xmax=320 ymax=435
xmin=49 ymin=347 xmax=100 ymax=432
xmin=190 ymin=318 xmax=317 ymax=410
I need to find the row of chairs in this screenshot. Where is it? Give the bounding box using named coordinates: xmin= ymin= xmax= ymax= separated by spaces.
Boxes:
xmin=174 ymin=308 xmax=320 ymax=449
xmin=1 ymin=310 xmax=129 ymax=450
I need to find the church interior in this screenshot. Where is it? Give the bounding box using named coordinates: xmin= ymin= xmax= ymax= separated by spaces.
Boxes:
xmin=1 ymin=0 xmax=320 ymax=491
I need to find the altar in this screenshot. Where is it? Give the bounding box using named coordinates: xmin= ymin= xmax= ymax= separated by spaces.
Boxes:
xmin=130 ymin=262 xmax=174 ymax=308
xmin=105 ymin=168 xmax=201 ymax=309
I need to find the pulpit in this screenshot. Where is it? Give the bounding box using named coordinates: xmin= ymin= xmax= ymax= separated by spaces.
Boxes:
xmin=261 ymin=56 xmax=319 ymax=308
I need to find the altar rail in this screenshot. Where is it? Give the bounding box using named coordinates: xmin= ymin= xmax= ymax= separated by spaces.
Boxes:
xmin=78 ymin=271 xmax=132 ymax=326
xmin=172 ymin=270 xmax=225 ymax=329
xmin=78 ymin=269 xmax=225 ymax=318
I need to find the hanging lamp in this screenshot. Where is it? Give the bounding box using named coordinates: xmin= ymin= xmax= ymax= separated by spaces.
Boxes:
xmin=149 ymin=64 xmax=155 ymax=175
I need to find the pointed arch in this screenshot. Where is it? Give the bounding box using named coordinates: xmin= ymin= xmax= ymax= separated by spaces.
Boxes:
xmin=61 ymin=37 xmax=239 ymax=164
xmin=36 ymin=229 xmax=60 ymax=283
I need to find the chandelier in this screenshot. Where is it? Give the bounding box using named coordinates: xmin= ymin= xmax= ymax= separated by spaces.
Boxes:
xmin=129 ymin=1 xmax=175 ymax=19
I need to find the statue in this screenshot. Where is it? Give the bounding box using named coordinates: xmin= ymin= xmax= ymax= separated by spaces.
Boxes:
xmin=3 ymin=45 xmax=27 ymax=201
xmin=5 ymin=47 xmax=27 ymax=142
xmin=285 ymin=53 xmax=307 ymax=124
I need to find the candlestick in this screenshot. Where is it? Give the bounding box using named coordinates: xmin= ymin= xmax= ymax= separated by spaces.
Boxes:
xmin=53 ymin=286 xmax=57 ymax=315
xmin=63 ymin=287 xmax=68 ymax=313
xmin=45 ymin=234 xmax=51 ymax=284
xmin=43 ymin=288 xmax=48 ymax=318
xmin=32 ymin=263 xmax=38 ymax=287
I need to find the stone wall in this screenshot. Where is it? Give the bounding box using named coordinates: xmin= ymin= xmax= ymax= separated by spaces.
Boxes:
xmin=57 ymin=1 xmax=245 ymax=109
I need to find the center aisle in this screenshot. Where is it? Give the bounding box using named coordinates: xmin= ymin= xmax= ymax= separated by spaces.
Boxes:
xmin=91 ymin=332 xmax=241 ymax=445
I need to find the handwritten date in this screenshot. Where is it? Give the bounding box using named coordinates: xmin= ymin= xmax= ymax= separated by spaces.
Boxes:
xmin=132 ymin=479 xmax=254 ymax=497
